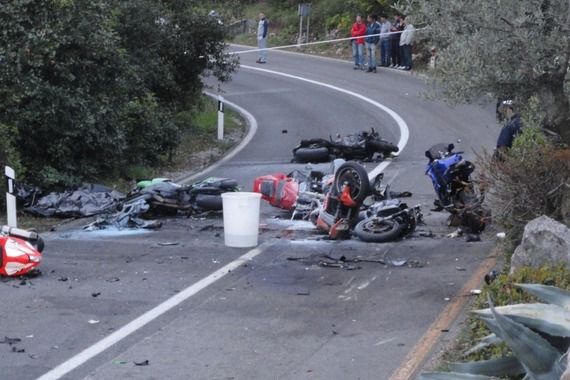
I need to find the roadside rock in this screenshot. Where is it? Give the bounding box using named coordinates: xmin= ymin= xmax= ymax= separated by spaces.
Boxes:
xmin=510 ymin=215 xmax=570 ymax=273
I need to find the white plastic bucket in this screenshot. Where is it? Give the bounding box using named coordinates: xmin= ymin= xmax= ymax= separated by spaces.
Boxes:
xmin=221 ymin=192 xmax=262 ymax=248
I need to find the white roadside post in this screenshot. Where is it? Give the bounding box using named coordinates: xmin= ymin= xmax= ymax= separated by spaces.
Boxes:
xmin=217 ymin=95 xmax=224 ymax=140
xmin=5 ymin=166 xmax=17 ymax=227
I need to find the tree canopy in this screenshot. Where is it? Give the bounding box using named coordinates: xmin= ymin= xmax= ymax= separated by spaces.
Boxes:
xmin=397 ymin=0 xmax=570 ymax=142
xmin=0 ymin=0 xmax=238 ymax=188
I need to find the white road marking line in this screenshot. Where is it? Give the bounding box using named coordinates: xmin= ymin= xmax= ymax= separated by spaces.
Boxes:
xmin=240 ymin=65 xmax=410 ymax=179
xmin=178 ymin=93 xmax=259 ymax=184
xmin=35 ymin=241 xmax=273 ymax=380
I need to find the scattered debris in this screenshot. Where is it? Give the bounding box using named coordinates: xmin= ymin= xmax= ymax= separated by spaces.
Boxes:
xmin=470 ymin=289 xmax=482 ymax=295
xmin=484 ymin=270 xmax=498 ymax=285
xmin=24 ymin=184 xmax=124 ymax=218
xmin=456 ymin=266 xmax=467 ymax=271
xmin=465 ymin=233 xmax=481 ymax=242
xmin=106 ymin=277 xmax=120 ymax=283
xmin=58 ymin=277 xmax=69 ymax=282
xmin=12 ymin=346 xmax=25 ymax=353
xmin=0 ymin=337 xmax=21 ymax=345
xmin=134 ymin=360 xmax=150 ymax=366
xmin=88 ymin=319 xmax=100 ymax=324
xmin=296 ymin=288 xmax=311 ymax=296
xmin=91 ymin=292 xmax=101 ymax=298
xmin=112 ymin=360 xmax=128 ymax=365
xmin=157 ymin=241 xmax=180 ymax=246
xmin=447 ymin=228 xmax=463 ymax=238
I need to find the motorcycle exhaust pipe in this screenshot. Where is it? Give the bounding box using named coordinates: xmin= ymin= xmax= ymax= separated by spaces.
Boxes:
xmin=1 ymin=225 xmax=39 ymax=241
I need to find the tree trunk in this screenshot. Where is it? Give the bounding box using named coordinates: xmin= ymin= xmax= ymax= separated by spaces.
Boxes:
xmin=537 ymin=73 xmax=570 ymax=144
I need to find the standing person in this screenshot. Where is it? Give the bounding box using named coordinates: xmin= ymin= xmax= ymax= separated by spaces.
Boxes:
xmin=496 ymin=100 xmax=523 ymax=150
xmin=378 ymin=15 xmax=392 ymax=67
xmin=256 ymin=13 xmax=268 ymax=64
xmin=364 ymin=14 xmax=380 ymax=73
xmin=399 ymin=15 xmax=415 ymax=70
xmin=351 ymin=15 xmax=367 ymax=70
xmin=390 ymin=14 xmax=403 ymax=68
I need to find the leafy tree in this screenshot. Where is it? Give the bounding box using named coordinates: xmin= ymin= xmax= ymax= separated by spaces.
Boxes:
xmin=396 ymin=0 xmax=570 ymax=142
xmin=0 ymin=0 xmax=237 ymax=189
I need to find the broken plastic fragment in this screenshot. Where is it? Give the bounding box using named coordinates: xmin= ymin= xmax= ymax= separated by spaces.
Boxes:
xmin=88 ymin=319 xmax=100 ymax=324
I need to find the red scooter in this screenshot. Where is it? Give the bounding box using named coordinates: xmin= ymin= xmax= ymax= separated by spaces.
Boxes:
xmin=0 ymin=226 xmax=44 ymax=277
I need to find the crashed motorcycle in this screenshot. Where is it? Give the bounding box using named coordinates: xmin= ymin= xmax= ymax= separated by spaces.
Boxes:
xmin=425 ymin=143 xmax=487 ymax=232
xmin=313 ymin=161 xmax=371 ymax=239
xmin=0 ymin=226 xmax=44 ymax=277
xmin=354 ymin=199 xmax=422 ymax=242
xmin=122 ymin=177 xmax=240 ymax=215
xmin=292 ymin=128 xmax=399 ymax=163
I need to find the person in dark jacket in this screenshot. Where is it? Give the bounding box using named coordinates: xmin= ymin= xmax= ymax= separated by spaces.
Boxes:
xmin=390 ymin=14 xmax=403 ymax=68
xmin=365 ymin=14 xmax=380 ymax=73
xmin=496 ymin=100 xmax=523 ymax=149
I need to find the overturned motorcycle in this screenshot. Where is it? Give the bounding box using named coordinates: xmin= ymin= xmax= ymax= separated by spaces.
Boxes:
xmin=0 ymin=226 xmax=44 ymax=277
xmin=292 ymin=129 xmax=399 ymax=163
xmin=254 ymin=161 xmax=419 ymax=242
xmin=425 ymin=143 xmax=488 ymax=233
xmin=84 ymin=177 xmax=240 ymax=230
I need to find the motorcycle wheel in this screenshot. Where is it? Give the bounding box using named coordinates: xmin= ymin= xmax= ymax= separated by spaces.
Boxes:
xmin=195 ymin=194 xmax=224 ymax=211
xmin=32 ymin=237 xmax=45 ymax=253
xmin=333 ymin=162 xmax=370 ymax=203
xmin=354 ymin=218 xmax=406 ymax=242
xmin=293 ymin=147 xmax=330 ymax=163
xmin=368 ymin=140 xmax=399 ymax=154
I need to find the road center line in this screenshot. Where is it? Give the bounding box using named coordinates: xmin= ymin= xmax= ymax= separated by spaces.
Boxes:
xmin=35 ymin=241 xmax=274 ymax=380
xmin=240 ymin=65 xmax=410 ymax=179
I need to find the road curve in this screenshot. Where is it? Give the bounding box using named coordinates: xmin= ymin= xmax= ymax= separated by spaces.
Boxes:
xmin=1 ymin=50 xmax=498 ymax=380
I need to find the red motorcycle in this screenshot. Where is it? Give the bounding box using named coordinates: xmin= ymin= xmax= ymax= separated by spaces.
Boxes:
xmin=0 ymin=226 xmax=44 ymax=277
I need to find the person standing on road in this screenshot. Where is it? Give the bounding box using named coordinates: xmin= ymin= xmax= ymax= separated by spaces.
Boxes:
xmin=378 ymin=15 xmax=392 ymax=67
xmin=496 ymin=100 xmax=523 ymax=150
xmin=390 ymin=14 xmax=403 ymax=68
xmin=365 ymin=14 xmax=380 ymax=73
xmin=256 ymin=13 xmax=268 ymax=64
xmin=399 ymin=15 xmax=415 ymax=70
xmin=351 ymin=15 xmax=367 ymax=70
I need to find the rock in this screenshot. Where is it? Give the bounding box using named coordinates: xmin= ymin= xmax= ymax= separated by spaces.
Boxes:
xmin=510 ymin=215 xmax=570 ymax=273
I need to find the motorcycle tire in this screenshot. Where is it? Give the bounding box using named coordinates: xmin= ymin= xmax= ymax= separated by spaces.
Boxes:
xmin=32 ymin=237 xmax=45 ymax=253
xmin=354 ymin=218 xmax=406 ymax=242
xmin=334 ymin=162 xmax=370 ymax=203
xmin=195 ymin=194 xmax=223 ymax=211
xmin=293 ymin=147 xmax=330 ymax=163
xmin=368 ymin=140 xmax=399 ymax=154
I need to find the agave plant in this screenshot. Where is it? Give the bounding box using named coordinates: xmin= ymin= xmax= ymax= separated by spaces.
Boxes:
xmin=421 ymin=284 xmax=570 ymax=380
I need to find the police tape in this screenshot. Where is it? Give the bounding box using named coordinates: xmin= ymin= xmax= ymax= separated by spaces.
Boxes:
xmin=229 ymin=27 xmax=429 ymax=55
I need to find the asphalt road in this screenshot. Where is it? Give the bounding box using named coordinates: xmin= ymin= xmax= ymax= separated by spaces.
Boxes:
xmin=0 ymin=50 xmax=499 ymax=380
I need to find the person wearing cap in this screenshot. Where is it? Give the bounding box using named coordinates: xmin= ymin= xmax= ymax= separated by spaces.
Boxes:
xmin=496 ymin=100 xmax=523 ymax=149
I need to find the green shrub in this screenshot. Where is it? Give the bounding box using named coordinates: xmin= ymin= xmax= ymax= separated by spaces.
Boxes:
xmin=478 ymin=128 xmax=570 ymax=251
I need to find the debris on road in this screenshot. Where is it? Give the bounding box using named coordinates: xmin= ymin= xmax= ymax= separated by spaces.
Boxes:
xmin=0 ymin=337 xmax=21 ymax=345
xmin=91 ymin=292 xmax=101 ymax=298
xmin=469 ymin=289 xmax=482 ymax=295
xmin=157 ymin=241 xmax=180 ymax=246
xmin=447 ymin=228 xmax=463 ymax=238
xmin=465 ymin=233 xmax=481 ymax=242
xmin=134 ymin=360 xmax=150 ymax=366
xmin=24 ymin=184 xmax=124 ymax=218
xmin=88 ymin=319 xmax=100 ymax=324
xmin=484 ymin=270 xmax=498 ymax=285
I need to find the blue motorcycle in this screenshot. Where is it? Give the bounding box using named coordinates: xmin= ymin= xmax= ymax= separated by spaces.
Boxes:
xmin=425 ymin=143 xmax=487 ymax=232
